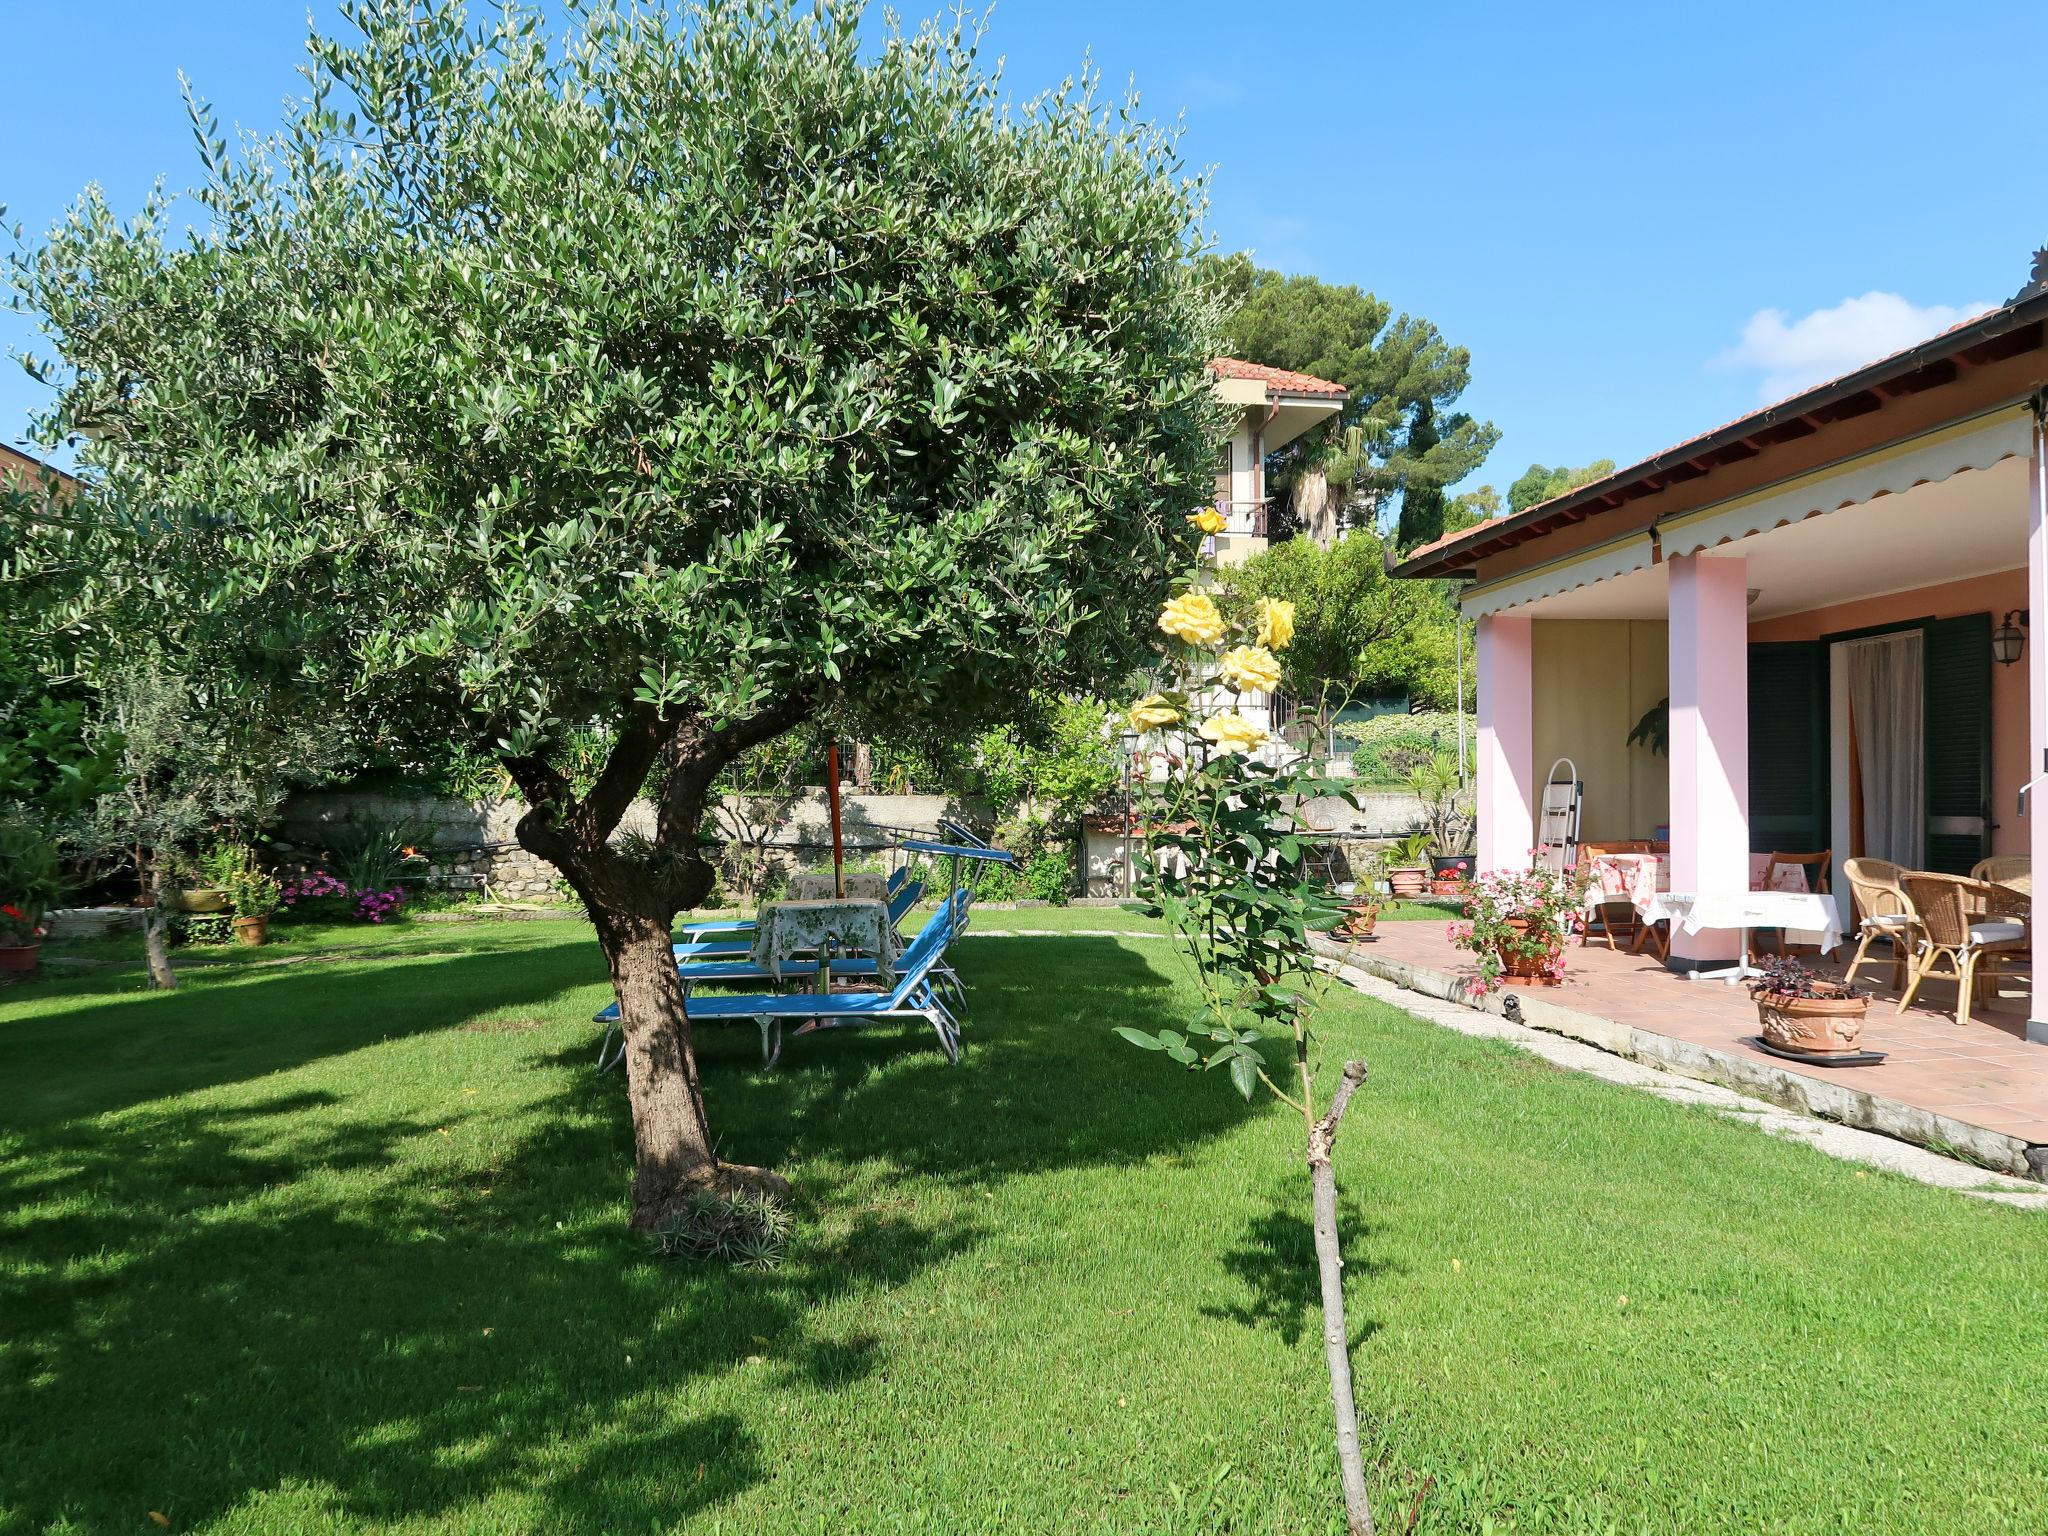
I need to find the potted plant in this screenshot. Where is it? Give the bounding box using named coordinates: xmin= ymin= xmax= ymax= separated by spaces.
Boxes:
xmin=226 ymin=865 xmax=283 ymax=947
xmin=178 ymin=841 xmax=248 ymax=913
xmin=0 ymin=817 xmax=67 ymax=974
xmin=1747 ymin=956 xmax=1868 ymax=1055
xmin=1448 ymin=865 xmax=1588 ymax=992
xmin=1429 ymin=855 xmax=1472 ymax=896
xmin=1383 ymin=830 xmax=1433 ymax=898
xmin=1407 ymin=751 xmax=1474 ymax=893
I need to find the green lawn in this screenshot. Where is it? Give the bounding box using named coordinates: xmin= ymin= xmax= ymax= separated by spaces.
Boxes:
xmin=3 ymin=917 xmax=2043 ymax=1534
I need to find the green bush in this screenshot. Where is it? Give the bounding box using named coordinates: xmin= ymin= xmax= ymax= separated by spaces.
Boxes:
xmin=1335 ymin=710 xmax=1472 ymax=783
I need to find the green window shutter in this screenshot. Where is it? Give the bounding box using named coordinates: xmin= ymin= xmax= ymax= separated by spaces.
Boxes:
xmin=1923 ymin=613 xmax=1992 ymax=875
xmin=1748 ymin=641 xmax=1829 ymax=854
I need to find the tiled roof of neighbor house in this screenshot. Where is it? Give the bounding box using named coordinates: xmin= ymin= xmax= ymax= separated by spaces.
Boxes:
xmin=1209 ymin=357 xmax=1348 ymax=398
xmin=1396 ymin=285 xmax=2048 ymax=576
xmin=0 ymin=444 xmax=76 ymax=494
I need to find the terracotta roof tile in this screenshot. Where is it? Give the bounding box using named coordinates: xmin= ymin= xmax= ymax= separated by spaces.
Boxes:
xmin=1209 ymin=356 xmax=1347 ymax=398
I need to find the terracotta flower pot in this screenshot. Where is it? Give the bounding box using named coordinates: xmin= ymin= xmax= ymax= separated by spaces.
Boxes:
xmin=0 ymin=942 xmax=39 ymax=973
xmin=1430 ymin=876 xmax=1464 ymax=897
xmin=1494 ymin=917 xmax=1563 ymax=986
xmin=1756 ymin=990 xmax=1869 ymax=1055
xmin=1388 ymin=867 xmax=1428 ymax=898
xmin=231 ymin=915 xmax=269 ymax=948
xmin=1335 ymin=903 xmax=1379 ymax=940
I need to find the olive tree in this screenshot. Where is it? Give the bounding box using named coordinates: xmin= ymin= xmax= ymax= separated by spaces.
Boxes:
xmin=7 ymin=0 xmax=1223 ymax=1225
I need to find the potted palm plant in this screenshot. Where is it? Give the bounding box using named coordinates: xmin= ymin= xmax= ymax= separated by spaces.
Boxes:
xmin=0 ymin=817 xmax=67 ymax=974
xmin=1747 ymin=956 xmax=1868 ymax=1055
xmin=1382 ymin=830 xmax=1433 ymax=898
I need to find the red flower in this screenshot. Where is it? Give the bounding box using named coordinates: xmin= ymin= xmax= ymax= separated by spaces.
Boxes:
xmin=1 ymin=904 xmax=20 ymax=920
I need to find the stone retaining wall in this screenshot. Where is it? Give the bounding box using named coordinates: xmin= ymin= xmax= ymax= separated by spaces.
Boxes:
xmin=273 ymin=789 xmax=969 ymax=903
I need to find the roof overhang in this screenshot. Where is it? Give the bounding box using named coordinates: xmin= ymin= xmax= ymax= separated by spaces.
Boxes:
xmin=1395 ymin=289 xmax=2048 ymax=582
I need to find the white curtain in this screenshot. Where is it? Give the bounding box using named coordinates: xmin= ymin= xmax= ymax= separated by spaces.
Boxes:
xmin=1844 ymin=632 xmax=1924 ymax=868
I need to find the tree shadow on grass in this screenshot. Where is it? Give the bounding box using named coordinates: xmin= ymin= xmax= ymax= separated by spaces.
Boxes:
xmin=0 ymin=931 xmax=1257 ymax=1532
xmin=0 ymin=934 xmax=608 ymax=1132
xmin=1199 ymin=1187 xmax=1398 ymax=1349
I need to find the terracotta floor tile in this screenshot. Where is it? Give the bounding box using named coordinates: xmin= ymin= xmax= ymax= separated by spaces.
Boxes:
xmin=1364 ymin=920 xmax=2046 ymax=1149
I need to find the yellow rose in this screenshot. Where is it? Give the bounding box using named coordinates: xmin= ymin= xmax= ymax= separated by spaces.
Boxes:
xmin=1217 ymin=644 xmax=1283 ymax=694
xmin=1158 ymin=591 xmax=1226 ymax=647
xmin=1198 ymin=711 xmax=1268 ymax=755
xmin=1256 ymin=597 xmax=1296 ymax=651
xmin=1185 ymin=507 xmax=1227 ymax=536
xmin=1127 ymin=693 xmax=1180 ymax=731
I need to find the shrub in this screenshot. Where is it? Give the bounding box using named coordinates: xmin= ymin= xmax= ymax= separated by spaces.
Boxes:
xmin=1022 ymin=847 xmax=1075 ymax=904
xmin=176 ymin=913 xmax=233 ymax=947
xmin=1335 ymin=710 xmax=1472 ymax=783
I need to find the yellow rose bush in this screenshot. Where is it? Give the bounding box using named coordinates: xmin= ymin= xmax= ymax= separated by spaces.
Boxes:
xmin=1156 ymin=591 xmax=1226 ymax=647
xmin=1217 ymin=644 xmax=1283 ymax=695
xmin=1118 ymin=507 xmax=1377 ymax=1536
xmin=1256 ymin=596 xmax=1295 ymax=651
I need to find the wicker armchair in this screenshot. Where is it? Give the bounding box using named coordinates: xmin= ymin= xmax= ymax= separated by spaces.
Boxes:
xmin=1970 ymin=855 xmax=2031 ymax=898
xmin=1842 ymin=857 xmax=1916 ymax=990
xmin=1896 ymin=873 xmax=2030 ymax=1026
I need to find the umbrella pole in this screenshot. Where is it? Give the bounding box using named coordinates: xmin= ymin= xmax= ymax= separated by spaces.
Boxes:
xmin=826 ymin=741 xmax=845 ymax=900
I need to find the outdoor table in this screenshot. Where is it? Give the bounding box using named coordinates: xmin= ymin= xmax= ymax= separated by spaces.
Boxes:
xmin=748 ymin=896 xmax=898 ymax=993
xmin=1582 ymin=853 xmax=1668 ymax=914
xmin=1638 ymin=890 xmax=1845 ymax=984
xmin=787 ymin=871 xmax=887 ymax=901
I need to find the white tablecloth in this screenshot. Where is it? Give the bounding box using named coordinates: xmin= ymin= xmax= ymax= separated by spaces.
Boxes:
xmin=1639 ymin=890 xmax=1843 ymax=954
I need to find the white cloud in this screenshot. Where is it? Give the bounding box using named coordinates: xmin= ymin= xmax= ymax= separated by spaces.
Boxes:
xmin=1717 ymin=291 xmax=1997 ymax=402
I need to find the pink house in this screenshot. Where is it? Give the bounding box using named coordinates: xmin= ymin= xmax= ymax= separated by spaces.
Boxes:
xmin=1396 ymin=267 xmax=2048 ymax=1044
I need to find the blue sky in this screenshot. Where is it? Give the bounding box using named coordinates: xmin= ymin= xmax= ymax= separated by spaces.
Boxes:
xmin=4 ymin=0 xmax=2043 ymax=493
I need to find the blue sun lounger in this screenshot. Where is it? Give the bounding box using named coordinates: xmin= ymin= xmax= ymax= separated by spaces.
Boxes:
xmin=593 ymin=891 xmax=973 ymax=1069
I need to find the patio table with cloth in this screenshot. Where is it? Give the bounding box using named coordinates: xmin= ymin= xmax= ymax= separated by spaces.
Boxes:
xmin=1638 ymin=890 xmax=1845 ymax=984
xmin=787 ymin=871 xmax=888 ymax=901
xmin=748 ymin=897 xmax=898 ymax=992
xmin=1583 ymin=853 xmax=1669 ymax=914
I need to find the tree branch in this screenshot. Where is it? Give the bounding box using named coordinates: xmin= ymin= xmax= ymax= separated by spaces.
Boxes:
xmin=1307 ymin=1058 xmax=1369 ymax=1168
xmin=571 ymin=699 xmax=671 ymax=845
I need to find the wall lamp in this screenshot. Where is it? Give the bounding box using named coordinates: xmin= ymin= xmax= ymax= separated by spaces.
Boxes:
xmin=1993 ymin=609 xmax=2029 ymax=666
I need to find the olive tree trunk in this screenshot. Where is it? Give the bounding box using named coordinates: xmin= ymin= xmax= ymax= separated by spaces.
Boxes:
xmin=510 ymin=700 xmax=805 ymax=1228
xmin=143 ymin=858 xmax=177 ymax=992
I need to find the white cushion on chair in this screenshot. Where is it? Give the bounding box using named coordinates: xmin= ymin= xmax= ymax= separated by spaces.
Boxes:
xmin=1860 ymin=913 xmax=1909 ymax=930
xmin=1968 ymin=921 xmax=2025 ymax=945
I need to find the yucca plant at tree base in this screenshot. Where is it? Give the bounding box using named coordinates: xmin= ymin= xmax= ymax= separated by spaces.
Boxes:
xmin=1118 ymin=567 xmax=1380 ymax=1535
xmin=3 ymin=0 xmax=1224 ymax=1226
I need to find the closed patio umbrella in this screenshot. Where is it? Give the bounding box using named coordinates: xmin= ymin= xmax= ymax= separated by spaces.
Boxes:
xmin=825 ymin=741 xmax=845 ymax=899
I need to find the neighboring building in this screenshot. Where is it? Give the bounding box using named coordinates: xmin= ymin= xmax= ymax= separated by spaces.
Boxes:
xmin=1206 ymin=357 xmax=1347 ymax=564
xmin=0 ymin=444 xmax=75 ymax=497
xmin=1393 ymin=258 xmax=2048 ymax=1042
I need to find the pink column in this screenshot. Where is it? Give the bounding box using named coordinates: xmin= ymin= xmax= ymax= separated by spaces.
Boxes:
xmin=1476 ymin=612 xmax=1534 ymax=874
xmin=2028 ymin=419 xmax=2048 ymax=1045
xmin=1667 ymin=553 xmax=1749 ymax=966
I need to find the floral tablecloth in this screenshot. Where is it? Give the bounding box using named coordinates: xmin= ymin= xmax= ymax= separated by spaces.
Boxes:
xmin=1583 ymin=854 xmax=1668 ymax=913
xmin=787 ymin=872 xmax=887 ymax=901
xmin=748 ymin=897 xmax=896 ymax=985
xmin=1583 ymin=851 xmax=1811 ymax=913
